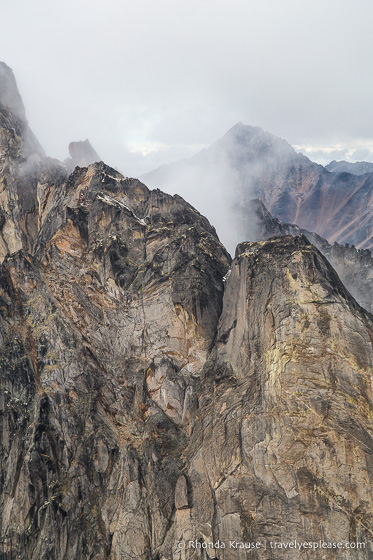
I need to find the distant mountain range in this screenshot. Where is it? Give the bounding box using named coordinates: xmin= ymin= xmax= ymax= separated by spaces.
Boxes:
xmin=326 ymin=160 xmax=373 ymax=175
xmin=142 ymin=124 xmax=373 ymax=252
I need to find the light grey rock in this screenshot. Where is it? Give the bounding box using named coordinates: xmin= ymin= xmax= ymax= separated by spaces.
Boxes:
xmin=175 ymin=476 xmax=189 ymax=509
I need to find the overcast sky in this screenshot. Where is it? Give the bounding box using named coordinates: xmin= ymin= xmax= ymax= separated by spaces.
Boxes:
xmin=1 ymin=0 xmax=373 ymax=176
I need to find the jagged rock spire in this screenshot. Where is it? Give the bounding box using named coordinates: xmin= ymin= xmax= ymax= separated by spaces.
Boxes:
xmin=65 ymin=138 xmax=101 ymax=171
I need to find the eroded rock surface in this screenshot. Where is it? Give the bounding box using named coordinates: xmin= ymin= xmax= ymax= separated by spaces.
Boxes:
xmin=0 ymin=62 xmax=67 ymax=262
xmin=0 ymin=157 xmax=231 ymax=559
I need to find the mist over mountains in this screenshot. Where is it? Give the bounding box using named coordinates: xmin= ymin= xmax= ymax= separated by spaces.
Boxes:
xmin=143 ymin=123 xmax=373 ymax=253
xmin=4 ymin=50 xmax=373 ymax=257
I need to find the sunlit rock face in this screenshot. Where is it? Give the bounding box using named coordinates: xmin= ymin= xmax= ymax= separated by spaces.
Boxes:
xmin=143 ymin=123 xmax=373 ymax=251
xmin=179 ymin=236 xmax=373 ymax=560
xmin=1 ymin=65 xmax=373 ymax=559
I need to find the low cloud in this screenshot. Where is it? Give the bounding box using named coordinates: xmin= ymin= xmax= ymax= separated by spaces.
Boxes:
xmin=0 ymin=0 xmax=372 ymax=178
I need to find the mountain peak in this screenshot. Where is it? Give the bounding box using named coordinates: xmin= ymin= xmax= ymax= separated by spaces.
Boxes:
xmin=0 ymin=61 xmax=44 ymax=159
xmin=2 ymin=59 xmax=373 ymax=560
xmin=0 ymin=61 xmax=26 ymax=122
xmin=220 ymin=122 xmax=296 ymax=160
xmin=225 ymin=122 xmax=263 ymax=135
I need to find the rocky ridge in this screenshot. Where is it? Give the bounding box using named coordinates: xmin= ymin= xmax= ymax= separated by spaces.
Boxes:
xmin=1 ymin=64 xmax=373 ymax=559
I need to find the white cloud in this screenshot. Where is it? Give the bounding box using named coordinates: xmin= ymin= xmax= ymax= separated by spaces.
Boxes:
xmin=295 ymin=140 xmax=373 ymax=165
xmin=126 ymin=142 xmax=170 ymax=157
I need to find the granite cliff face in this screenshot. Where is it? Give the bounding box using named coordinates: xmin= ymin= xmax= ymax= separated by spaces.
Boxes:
xmin=1 ymin=65 xmax=373 ymax=559
xmin=193 ymin=236 xmax=373 ymax=560
xmin=142 ymin=124 xmax=373 ymax=251
xmin=0 ymin=160 xmax=231 ymax=559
